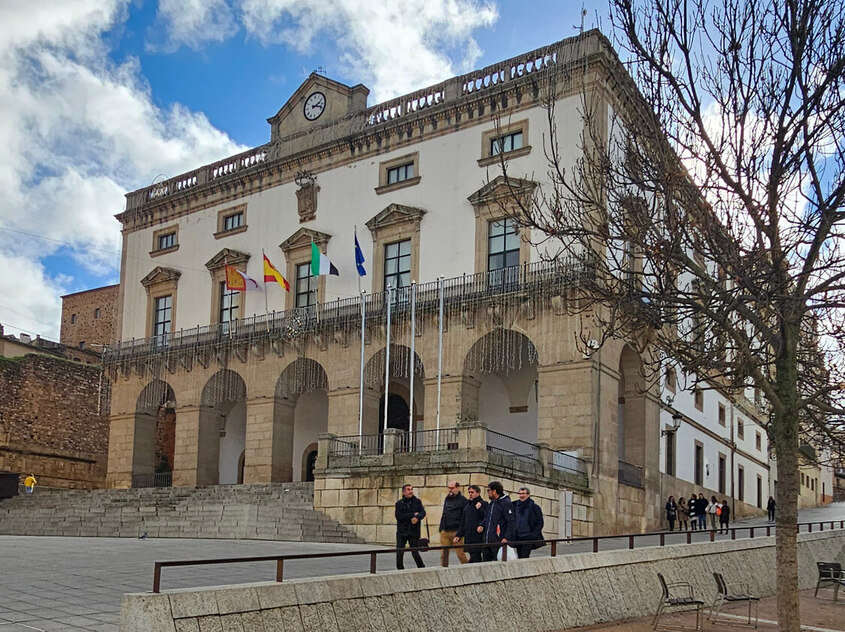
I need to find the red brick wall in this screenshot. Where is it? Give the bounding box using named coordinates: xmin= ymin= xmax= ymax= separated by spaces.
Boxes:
xmin=0 ymin=354 xmax=108 ymax=488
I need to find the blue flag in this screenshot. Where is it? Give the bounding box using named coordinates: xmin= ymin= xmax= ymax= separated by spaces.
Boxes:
xmin=354 ymin=232 xmax=366 ymax=276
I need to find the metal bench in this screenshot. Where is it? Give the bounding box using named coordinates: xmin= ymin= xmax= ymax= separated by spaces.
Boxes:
xmin=815 ymin=562 xmax=845 ymax=601
xmin=653 ymin=572 xmax=705 ymax=630
xmin=709 ymin=572 xmax=759 ymax=627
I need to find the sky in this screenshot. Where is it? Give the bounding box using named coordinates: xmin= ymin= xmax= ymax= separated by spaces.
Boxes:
xmin=0 ymin=0 xmax=610 ymax=341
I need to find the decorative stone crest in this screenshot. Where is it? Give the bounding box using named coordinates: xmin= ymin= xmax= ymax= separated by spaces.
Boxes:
xmin=295 ymin=170 xmax=319 ymax=223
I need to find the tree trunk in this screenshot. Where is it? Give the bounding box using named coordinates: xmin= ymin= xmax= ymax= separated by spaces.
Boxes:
xmin=773 ymin=347 xmax=802 ymax=632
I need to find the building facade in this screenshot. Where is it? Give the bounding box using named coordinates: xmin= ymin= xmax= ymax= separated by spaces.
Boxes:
xmin=103 ymin=31 xmax=769 ymax=540
xmin=60 ymin=284 xmax=119 ymax=353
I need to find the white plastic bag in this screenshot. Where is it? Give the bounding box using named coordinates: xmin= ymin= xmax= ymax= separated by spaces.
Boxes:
xmin=496 ymin=545 xmax=519 ymax=562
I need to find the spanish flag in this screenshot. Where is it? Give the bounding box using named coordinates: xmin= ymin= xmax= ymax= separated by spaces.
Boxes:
xmin=263 ymin=255 xmax=290 ymax=291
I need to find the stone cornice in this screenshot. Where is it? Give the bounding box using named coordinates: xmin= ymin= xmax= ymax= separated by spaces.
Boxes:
xmin=140 ymin=266 xmax=181 ymax=288
xmin=280 ymin=227 xmax=331 ymax=253
xmin=116 ymin=31 xmax=635 ymax=235
xmin=204 ymin=248 xmax=251 ymax=272
xmin=365 ymin=203 xmax=426 ymax=232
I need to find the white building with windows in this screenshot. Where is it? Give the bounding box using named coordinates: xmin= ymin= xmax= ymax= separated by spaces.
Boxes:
xmin=103 ymin=30 xmax=771 ymax=541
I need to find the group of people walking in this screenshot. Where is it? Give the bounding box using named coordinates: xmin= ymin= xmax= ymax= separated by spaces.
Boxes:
xmin=664 ymin=494 xmax=732 ymax=533
xmin=395 ymin=480 xmax=545 ymax=569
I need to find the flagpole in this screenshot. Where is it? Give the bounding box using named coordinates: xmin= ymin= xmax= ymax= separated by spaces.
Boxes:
xmin=262 ymin=248 xmax=269 ymax=315
xmin=435 ymin=275 xmax=445 ymax=449
xmin=409 ymin=280 xmax=416 ymax=451
xmin=358 ymin=289 xmax=366 ymax=452
xmin=383 ymin=285 xmax=393 ymax=439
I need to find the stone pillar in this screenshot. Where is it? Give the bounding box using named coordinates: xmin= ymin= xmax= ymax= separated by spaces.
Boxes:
xmin=172 ymin=405 xmax=200 ymax=487
xmin=196 ymin=406 xmax=221 ymax=485
xmin=423 ymin=375 xmax=480 ymax=429
xmin=457 ymin=419 xmax=488 ymax=464
xmin=315 ymin=432 xmax=335 ymax=472
xmin=327 ymin=388 xmax=379 ymax=437
xmin=243 ymin=397 xmax=296 ymax=483
xmin=105 ymin=413 xmax=135 ymax=488
xmin=382 ymin=427 xmax=402 ymax=454
xmin=537 ymin=362 xmax=595 ymax=455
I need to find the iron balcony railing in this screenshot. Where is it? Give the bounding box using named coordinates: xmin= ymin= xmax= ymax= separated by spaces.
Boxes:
xmin=328 ymin=427 xmax=588 ymax=479
xmin=131 ymin=472 xmax=173 ymax=489
xmin=103 ymin=257 xmax=593 ymax=364
xmin=618 ymin=460 xmax=644 ymax=488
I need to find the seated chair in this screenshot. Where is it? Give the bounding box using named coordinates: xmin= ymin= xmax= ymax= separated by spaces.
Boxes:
xmin=815 ymin=562 xmax=845 ymax=601
xmin=653 ymin=573 xmax=705 ymax=630
xmin=709 ymin=572 xmax=759 ymax=627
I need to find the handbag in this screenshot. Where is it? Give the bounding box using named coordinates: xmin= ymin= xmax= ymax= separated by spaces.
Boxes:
xmin=417 ymin=517 xmax=431 ymax=551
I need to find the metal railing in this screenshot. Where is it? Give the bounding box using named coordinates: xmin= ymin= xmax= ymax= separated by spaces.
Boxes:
xmin=328 ymin=435 xmax=382 ymax=457
xmin=396 ymin=428 xmax=460 ymax=453
xmin=104 ymin=257 xmax=593 ymax=365
xmin=486 ymin=430 xmax=540 ymax=464
xmin=551 ymin=450 xmax=587 ymax=477
xmin=150 ymin=520 xmax=845 ymax=593
xmin=618 ymin=460 xmax=644 ymax=488
xmin=131 ymin=472 xmax=173 ymax=488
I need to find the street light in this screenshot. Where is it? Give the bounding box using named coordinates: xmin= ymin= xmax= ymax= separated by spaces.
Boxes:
xmin=662 ymin=411 xmax=683 ymax=436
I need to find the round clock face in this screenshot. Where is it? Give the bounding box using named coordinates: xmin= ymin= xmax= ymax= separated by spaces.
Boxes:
xmin=303 ymin=91 xmax=326 ymax=121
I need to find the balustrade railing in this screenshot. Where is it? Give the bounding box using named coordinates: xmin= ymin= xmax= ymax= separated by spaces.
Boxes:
xmin=486 ymin=430 xmax=541 ymax=464
xmin=131 ymin=472 xmax=173 ymax=489
xmin=396 ymin=428 xmax=460 ymax=453
xmin=103 ymin=257 xmax=592 ymax=364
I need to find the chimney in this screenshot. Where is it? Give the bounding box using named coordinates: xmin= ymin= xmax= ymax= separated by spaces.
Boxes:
xmin=19 ymin=333 xmax=31 ymax=344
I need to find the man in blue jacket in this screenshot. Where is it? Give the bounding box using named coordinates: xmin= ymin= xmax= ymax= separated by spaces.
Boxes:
xmin=512 ymin=486 xmax=545 ymax=558
xmin=454 ymin=484 xmax=487 ymax=563
xmin=395 ymin=484 xmax=426 ymax=569
xmin=482 ymin=481 xmax=515 ymax=562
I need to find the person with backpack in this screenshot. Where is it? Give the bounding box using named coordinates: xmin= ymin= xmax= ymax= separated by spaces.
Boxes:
xmin=707 ymin=495 xmax=719 ymax=530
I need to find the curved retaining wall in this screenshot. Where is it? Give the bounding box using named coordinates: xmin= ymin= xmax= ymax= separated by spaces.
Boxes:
xmin=121 ymin=530 xmax=845 ymax=632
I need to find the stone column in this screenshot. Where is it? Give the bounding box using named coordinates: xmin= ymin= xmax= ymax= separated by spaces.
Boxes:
xmin=315 ymin=432 xmax=335 ymax=472
xmin=537 ymin=361 xmax=595 ymax=455
xmin=457 ymin=419 xmax=488 ymax=465
xmin=243 ymin=397 xmax=296 ymax=483
xmin=327 ymin=388 xmax=379 ymax=437
xmin=422 ymin=375 xmax=480 ymax=429
xmin=105 ymin=413 xmax=136 ymax=489
xmin=172 ymin=405 xmax=200 ymax=487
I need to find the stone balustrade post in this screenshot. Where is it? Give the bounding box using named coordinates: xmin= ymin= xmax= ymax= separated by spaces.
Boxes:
xmin=537 ymin=442 xmax=553 ymax=478
xmin=382 ymin=428 xmax=402 ymax=454
xmin=316 ymin=432 xmax=336 ymax=472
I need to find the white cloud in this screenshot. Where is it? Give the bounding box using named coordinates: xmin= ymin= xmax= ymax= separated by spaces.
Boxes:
xmin=0 ymin=0 xmax=244 ymax=339
xmin=239 ymin=0 xmax=499 ymax=101
xmin=150 ymin=0 xmax=237 ymax=52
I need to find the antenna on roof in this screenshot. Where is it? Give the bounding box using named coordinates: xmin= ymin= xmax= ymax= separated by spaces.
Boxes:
xmin=314 ymin=66 xmax=327 ymax=76
xmin=575 ymin=5 xmax=587 ymax=33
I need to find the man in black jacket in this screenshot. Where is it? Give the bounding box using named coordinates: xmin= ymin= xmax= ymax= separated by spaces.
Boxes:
xmin=512 ymin=486 xmax=545 ymax=559
xmin=395 ymin=484 xmax=426 ymax=569
xmin=439 ymin=481 xmax=469 ymax=565
xmin=454 ymin=484 xmax=487 ymax=563
xmin=482 ymin=481 xmax=515 ymax=562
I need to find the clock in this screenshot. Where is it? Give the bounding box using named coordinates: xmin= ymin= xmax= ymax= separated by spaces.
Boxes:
xmin=303 ymin=91 xmax=326 ymax=121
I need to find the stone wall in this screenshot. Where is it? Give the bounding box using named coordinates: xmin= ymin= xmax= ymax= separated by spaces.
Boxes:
xmin=119 ymin=529 xmax=845 ymax=632
xmin=0 ymin=354 xmax=108 ymax=488
xmin=60 ymin=284 xmax=119 ymax=350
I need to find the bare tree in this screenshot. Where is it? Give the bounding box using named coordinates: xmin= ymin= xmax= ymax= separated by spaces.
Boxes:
xmin=495 ymin=2 xmax=845 ymax=630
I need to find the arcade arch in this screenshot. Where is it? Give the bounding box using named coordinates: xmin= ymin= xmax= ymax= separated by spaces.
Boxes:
xmin=199 ymin=369 xmax=247 ymax=485
xmin=133 ymin=380 xmax=176 ymax=483
xmin=463 ymin=328 xmax=539 ymax=444
xmin=363 ymin=345 xmax=425 ymax=436
xmin=617 ymin=345 xmax=646 ymax=468
xmin=276 ymin=358 xmax=329 ymax=482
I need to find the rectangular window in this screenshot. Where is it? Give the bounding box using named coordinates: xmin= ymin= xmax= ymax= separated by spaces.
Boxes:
xmin=694 ymin=388 xmax=704 ymax=411
xmin=78 ymin=341 xmax=85 ymax=349
xmin=718 ymin=454 xmax=726 ymax=494
xmin=218 ymin=281 xmax=240 ymax=335
xmin=487 ymin=218 xmax=521 ymax=291
xmin=386 ymin=162 xmax=414 ymax=185
xmin=737 ymin=417 xmax=745 ymax=439
xmin=718 ymin=403 xmax=726 ymax=426
xmin=756 ymin=432 xmax=762 ymax=451
xmin=384 ymin=239 xmax=411 ymax=298
xmin=158 ymin=232 xmax=176 ymax=250
xmin=94 ymin=308 xmax=101 ymax=319
xmin=757 ymin=476 xmax=762 ymax=508
xmin=665 ymin=367 xmax=676 ymax=392
xmin=224 ymin=211 xmax=244 ymax=231
xmin=295 ymin=262 xmax=317 ymax=308
xmin=70 ymin=313 xmax=77 ymax=324
xmin=153 ymin=295 xmax=172 ymax=342
xmin=665 ymin=432 xmax=675 ymax=476
xmin=694 ymin=443 xmax=704 ymax=486
xmin=490 ymin=130 xmax=523 ymax=156
xmin=738 ymin=465 xmax=745 ymax=502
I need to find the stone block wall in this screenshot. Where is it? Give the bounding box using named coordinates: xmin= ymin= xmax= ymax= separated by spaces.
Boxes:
xmin=119 ymin=530 xmax=845 ymax=632
xmin=314 ymin=472 xmax=592 ymax=544
xmin=0 ymin=354 xmax=108 ymax=488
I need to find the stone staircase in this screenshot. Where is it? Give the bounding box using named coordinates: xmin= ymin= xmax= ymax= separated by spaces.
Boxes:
xmin=0 ymin=483 xmax=364 ymax=543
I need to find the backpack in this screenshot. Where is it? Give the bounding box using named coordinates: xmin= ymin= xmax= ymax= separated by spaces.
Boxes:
xmin=716 ymin=506 xmax=722 ymax=516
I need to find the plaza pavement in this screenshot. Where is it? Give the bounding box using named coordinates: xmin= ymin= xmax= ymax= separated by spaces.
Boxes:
xmin=1 ymin=502 xmax=843 ymax=632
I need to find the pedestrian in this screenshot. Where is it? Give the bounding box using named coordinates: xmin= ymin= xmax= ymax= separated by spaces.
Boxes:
xmin=439 ymin=480 xmax=469 ymax=565
xmin=677 ymin=497 xmax=689 ymax=530
xmin=481 ymin=481 xmax=515 ymax=562
xmin=665 ymin=495 xmax=677 ymax=531
xmin=455 ymin=484 xmax=487 ymax=563
xmin=394 ymin=484 xmax=426 ymax=570
xmin=767 ymin=496 xmax=776 ymax=522
xmin=696 ymin=493 xmax=708 ymax=530
xmin=23 ymin=474 xmax=37 ymax=494
xmin=708 ymin=495 xmax=719 ymax=530
xmin=512 ymin=487 xmax=545 ymax=559
xmin=688 ymin=495 xmax=697 ymax=531
xmin=719 ymin=499 xmax=730 ymax=533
